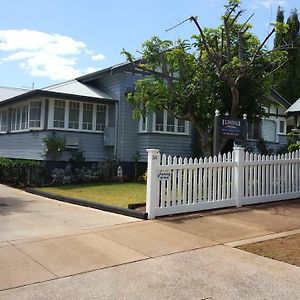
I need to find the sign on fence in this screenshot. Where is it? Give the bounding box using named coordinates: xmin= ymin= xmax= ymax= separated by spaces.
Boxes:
xmin=220 ymin=116 xmax=242 ymax=137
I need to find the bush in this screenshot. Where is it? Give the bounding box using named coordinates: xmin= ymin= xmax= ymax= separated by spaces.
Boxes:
xmin=288 ymin=143 xmax=300 ymax=153
xmin=50 ymin=158 xmax=119 ymax=185
xmin=0 ymin=157 xmax=44 ymax=186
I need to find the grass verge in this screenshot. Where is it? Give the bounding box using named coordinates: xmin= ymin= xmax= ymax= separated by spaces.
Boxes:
xmin=37 ymin=182 xmax=146 ymax=209
xmin=238 ymin=233 xmax=300 ymax=267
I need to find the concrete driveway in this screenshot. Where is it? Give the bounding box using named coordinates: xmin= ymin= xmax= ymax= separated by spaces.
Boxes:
xmin=0 ymin=184 xmax=138 ymax=243
xmin=1 ymin=184 xmax=300 ymax=299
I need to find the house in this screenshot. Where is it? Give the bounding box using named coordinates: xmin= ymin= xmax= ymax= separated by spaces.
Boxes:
xmin=0 ymin=62 xmax=191 ymax=168
xmin=0 ymin=62 xmax=290 ymax=169
xmin=245 ymin=89 xmax=290 ymax=153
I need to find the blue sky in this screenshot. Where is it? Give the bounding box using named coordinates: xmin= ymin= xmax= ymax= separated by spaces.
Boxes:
xmin=0 ymin=0 xmax=299 ymax=88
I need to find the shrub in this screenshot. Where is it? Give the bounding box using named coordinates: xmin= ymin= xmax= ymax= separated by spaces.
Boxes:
xmin=288 ymin=143 xmax=300 ymax=153
xmin=43 ymin=135 xmax=66 ymax=161
xmin=0 ymin=157 xmax=44 ymax=186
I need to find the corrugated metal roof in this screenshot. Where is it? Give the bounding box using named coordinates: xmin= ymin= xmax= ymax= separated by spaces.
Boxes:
xmin=42 ymin=80 xmax=113 ymax=100
xmin=286 ymin=98 xmax=300 ymax=113
xmin=0 ymin=86 xmax=29 ymax=103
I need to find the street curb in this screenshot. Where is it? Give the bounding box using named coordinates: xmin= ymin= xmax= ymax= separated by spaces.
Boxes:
xmin=25 ymin=188 xmax=148 ymax=220
xmin=225 ymin=228 xmax=300 ymax=247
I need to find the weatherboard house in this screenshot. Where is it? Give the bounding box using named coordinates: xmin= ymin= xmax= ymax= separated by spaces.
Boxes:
xmin=0 ymin=62 xmax=290 ymax=168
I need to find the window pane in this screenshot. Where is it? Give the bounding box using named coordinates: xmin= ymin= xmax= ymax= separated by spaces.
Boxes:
xmin=177 ymin=119 xmax=186 ymax=133
xmin=96 ymin=105 xmax=106 ymax=131
xmin=68 ymin=101 xmax=80 ymax=129
xmin=83 ymin=103 xmax=93 ymax=130
xmin=155 ymin=111 xmax=164 ymax=131
xmin=166 ymin=113 xmax=175 ymax=132
xmin=262 ymin=120 xmax=276 ymax=142
xmin=279 ymin=121 xmax=285 ymax=134
xmin=53 ymin=100 xmax=65 ymax=128
xmin=30 ymin=101 xmax=42 ymax=128
xmin=16 ymin=107 xmax=21 ymax=130
xmin=140 ymin=115 xmax=147 ymax=132
xmin=21 ymin=105 xmax=28 ymax=130
xmin=11 ymin=108 xmax=16 ymax=131
xmin=248 ymin=121 xmax=261 ymax=140
xmin=0 ymin=111 xmax=7 ymax=132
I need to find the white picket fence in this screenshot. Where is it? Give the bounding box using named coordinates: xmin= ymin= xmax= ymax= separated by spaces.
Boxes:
xmin=146 ymin=147 xmax=300 ymax=219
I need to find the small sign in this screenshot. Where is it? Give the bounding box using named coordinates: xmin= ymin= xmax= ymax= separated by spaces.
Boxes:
xmin=220 ymin=116 xmax=242 ymax=138
xmin=157 ymin=172 xmax=171 ymax=180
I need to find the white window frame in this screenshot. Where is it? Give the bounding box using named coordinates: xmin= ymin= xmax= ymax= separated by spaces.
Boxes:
xmin=48 ymin=99 xmax=108 ymax=133
xmin=139 ymin=115 xmax=148 ymax=133
xmin=9 ymin=100 xmax=44 ymax=133
xmin=152 ymin=110 xmax=189 ymax=135
xmin=0 ymin=110 xmax=8 ymax=133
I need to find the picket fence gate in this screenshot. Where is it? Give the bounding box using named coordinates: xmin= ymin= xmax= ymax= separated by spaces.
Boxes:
xmin=146 ymin=147 xmax=300 ymax=219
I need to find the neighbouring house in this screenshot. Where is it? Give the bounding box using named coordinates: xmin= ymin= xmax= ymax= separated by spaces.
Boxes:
xmin=285 ymin=96 xmax=300 ymax=128
xmin=0 ymin=62 xmax=290 ymax=171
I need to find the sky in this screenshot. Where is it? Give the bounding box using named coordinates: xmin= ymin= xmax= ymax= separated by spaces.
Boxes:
xmin=0 ymin=0 xmax=299 ymax=89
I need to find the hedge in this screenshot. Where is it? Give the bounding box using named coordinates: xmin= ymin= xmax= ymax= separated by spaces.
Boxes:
xmin=0 ymin=157 xmax=44 ymax=186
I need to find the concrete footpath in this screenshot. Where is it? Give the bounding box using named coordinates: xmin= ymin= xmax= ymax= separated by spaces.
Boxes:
xmin=1 ymin=184 xmax=300 ymax=299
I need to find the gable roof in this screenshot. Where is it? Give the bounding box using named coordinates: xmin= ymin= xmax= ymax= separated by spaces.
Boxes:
xmin=0 ymin=80 xmax=115 ymax=107
xmin=42 ymin=79 xmax=113 ymax=100
xmin=0 ymin=86 xmax=30 ymax=103
xmin=269 ymin=89 xmax=291 ymax=108
xmin=285 ymin=97 xmax=300 ymax=114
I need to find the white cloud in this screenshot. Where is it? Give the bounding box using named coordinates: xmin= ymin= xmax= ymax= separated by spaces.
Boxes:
xmin=0 ymin=29 xmax=105 ymax=81
xmin=252 ymin=0 xmax=287 ymax=9
xmin=91 ymin=54 xmax=106 ymax=61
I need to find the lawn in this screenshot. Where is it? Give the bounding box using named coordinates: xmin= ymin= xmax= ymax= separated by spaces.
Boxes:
xmin=38 ymin=182 xmax=146 ymax=209
xmin=238 ymin=234 xmax=300 ymax=267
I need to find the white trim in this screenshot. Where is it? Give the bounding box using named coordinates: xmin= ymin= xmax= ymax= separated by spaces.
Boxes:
xmin=47 ymin=99 xmax=108 ymax=133
xmin=152 ymin=110 xmax=189 ymax=135
xmin=139 ymin=115 xmax=148 ymax=133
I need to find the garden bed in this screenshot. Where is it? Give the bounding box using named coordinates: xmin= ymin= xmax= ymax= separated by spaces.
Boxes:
xmin=238 ymin=233 xmax=300 ymax=267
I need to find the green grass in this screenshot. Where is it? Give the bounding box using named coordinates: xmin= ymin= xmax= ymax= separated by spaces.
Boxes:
xmin=38 ymin=182 xmax=146 ymax=209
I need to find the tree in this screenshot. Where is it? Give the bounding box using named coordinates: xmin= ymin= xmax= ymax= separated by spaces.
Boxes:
xmin=274 ymin=6 xmax=285 ymax=48
xmin=123 ymin=0 xmax=289 ymax=155
xmin=273 ymin=8 xmax=300 ymax=103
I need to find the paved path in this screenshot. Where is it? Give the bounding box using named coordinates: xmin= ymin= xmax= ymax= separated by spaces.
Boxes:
xmin=1 ymin=184 xmax=300 ymax=299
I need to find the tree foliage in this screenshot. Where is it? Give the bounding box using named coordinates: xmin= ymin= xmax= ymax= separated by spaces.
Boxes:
xmin=123 ymin=0 xmax=289 ymax=155
xmin=273 ymin=8 xmax=300 ymax=103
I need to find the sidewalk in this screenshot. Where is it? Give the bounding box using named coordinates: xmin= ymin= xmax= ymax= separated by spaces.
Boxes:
xmin=1 ymin=192 xmax=300 ymax=299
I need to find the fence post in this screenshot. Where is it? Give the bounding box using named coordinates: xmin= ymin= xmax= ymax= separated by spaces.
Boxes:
xmin=233 ymin=146 xmax=245 ymax=208
xmin=146 ymin=149 xmax=160 ymax=219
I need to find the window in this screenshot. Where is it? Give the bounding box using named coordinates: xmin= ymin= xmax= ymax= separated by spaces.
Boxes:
xmin=247 ymin=121 xmax=261 ymax=140
xmin=139 ymin=115 xmax=147 ymax=132
xmin=82 ymin=103 xmax=93 ymax=130
xmin=279 ymin=121 xmax=285 ymax=134
xmin=155 ymin=111 xmax=164 ymax=131
xmin=29 ymin=101 xmax=42 ymax=128
xmin=53 ymin=100 xmax=65 ymax=128
xmin=261 ymin=120 xmax=276 ymax=142
xmin=166 ymin=113 xmax=175 ymax=132
xmin=96 ymin=104 xmax=106 ymax=131
xmin=21 ymin=105 xmax=28 ymax=130
xmin=0 ymin=110 xmax=7 ymax=132
xmin=154 ymin=110 xmax=188 ymax=134
xmin=68 ymin=101 xmax=80 ymax=129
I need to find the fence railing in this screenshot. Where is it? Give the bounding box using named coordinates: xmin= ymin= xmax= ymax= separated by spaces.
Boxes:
xmin=146 ymin=147 xmax=300 ymax=219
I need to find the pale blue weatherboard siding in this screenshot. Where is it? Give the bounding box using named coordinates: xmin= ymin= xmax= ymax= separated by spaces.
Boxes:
xmin=0 ymin=130 xmax=108 ymax=161
xmin=138 ymin=133 xmax=192 ymax=161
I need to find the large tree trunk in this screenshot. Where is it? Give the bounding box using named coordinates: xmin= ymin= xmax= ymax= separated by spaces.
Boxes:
xmin=230 ymin=85 xmax=240 ymax=117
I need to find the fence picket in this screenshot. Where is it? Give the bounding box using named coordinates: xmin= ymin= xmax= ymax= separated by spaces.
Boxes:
xmin=146 ymin=147 xmax=300 ymax=219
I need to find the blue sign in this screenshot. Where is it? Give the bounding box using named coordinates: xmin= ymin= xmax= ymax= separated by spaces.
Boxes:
xmin=220 ymin=117 xmax=242 ymax=138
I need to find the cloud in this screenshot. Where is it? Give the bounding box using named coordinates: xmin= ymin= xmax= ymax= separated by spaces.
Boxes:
xmin=0 ymin=29 xmax=105 ymax=81
xmin=251 ymin=0 xmax=287 ymax=9
xmin=91 ymin=54 xmax=106 ymax=61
